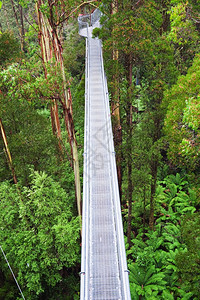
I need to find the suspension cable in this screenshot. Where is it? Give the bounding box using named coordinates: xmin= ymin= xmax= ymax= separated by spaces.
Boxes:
xmin=0 ymin=245 xmax=26 ymax=300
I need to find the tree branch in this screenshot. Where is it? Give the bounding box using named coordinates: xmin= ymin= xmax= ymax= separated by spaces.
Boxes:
xmin=24 ymin=14 xmax=38 ymax=32
xmin=56 ymin=0 xmax=99 ymax=26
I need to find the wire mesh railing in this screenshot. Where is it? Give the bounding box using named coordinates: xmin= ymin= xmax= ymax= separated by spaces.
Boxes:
xmin=78 ymin=15 xmax=89 ymax=37
xmin=80 ymin=35 xmax=89 ymax=298
xmin=78 ymin=8 xmax=131 ymax=299
xmin=78 ymin=8 xmax=102 ymax=36
xmin=99 ymin=37 xmax=131 ymax=300
xmin=91 ymin=8 xmax=102 ymax=26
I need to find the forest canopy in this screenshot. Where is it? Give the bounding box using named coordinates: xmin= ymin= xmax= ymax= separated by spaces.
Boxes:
xmin=0 ymin=0 xmax=200 ymax=299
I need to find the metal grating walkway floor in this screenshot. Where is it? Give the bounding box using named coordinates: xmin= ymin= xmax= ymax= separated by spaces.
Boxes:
xmin=79 ymin=17 xmax=131 ymax=300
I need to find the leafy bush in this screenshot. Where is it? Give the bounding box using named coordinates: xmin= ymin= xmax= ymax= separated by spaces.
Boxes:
xmin=0 ymin=171 xmax=80 ymax=299
xmin=0 ymin=31 xmax=21 ymax=66
xmin=176 ymin=213 xmax=200 ymax=298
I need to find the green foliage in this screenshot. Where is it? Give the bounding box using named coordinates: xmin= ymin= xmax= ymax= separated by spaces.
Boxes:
xmin=182 ymin=96 xmax=200 ymax=131
xmin=0 ymin=171 xmax=80 ymax=299
xmin=99 ymin=0 xmax=181 ymax=243
xmin=167 ymin=1 xmax=200 ymax=73
xmin=0 ymin=58 xmax=76 ymax=187
xmin=0 ymin=94 xmax=59 ymax=184
xmin=0 ymin=59 xmax=66 ymax=106
xmin=176 ymin=213 xmax=200 ymax=298
xmin=101 ymin=0 xmax=162 ymax=62
xmin=146 ymin=36 xmax=179 ymax=87
xmin=156 ymin=173 xmax=197 ymax=221
xmin=63 ymin=23 xmax=85 ymax=77
xmin=163 ymin=53 xmax=200 ymax=170
xmin=127 ymin=173 xmax=199 ymax=299
xmin=0 ymin=31 xmax=21 ymax=66
xmin=129 ymin=264 xmax=166 ymax=299
xmin=167 ymin=2 xmax=198 ymax=46
xmin=0 ymin=1 xmax=85 ymax=299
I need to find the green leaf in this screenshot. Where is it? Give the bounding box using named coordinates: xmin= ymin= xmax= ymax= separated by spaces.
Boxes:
xmin=162 ymin=290 xmax=174 ymax=300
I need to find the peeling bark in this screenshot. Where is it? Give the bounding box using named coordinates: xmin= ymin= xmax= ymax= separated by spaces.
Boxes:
xmin=36 ymin=1 xmax=81 ymax=217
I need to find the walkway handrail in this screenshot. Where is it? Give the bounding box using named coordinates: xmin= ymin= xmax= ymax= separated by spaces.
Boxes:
xmin=79 ymin=17 xmax=89 ymax=300
xmin=78 ymin=8 xmax=131 ymax=299
xmin=91 ymin=8 xmax=102 ymax=25
xmin=99 ymin=40 xmax=131 ymax=300
xmin=78 ymin=14 xmax=89 ymax=37
xmin=78 ymin=8 xmax=102 ymax=34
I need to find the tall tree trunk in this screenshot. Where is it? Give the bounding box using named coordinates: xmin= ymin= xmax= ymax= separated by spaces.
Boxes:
xmin=149 ymin=159 xmax=158 ymax=230
xmin=160 ymin=0 xmax=170 ymax=34
xmin=10 ymin=0 xmax=25 ymax=52
xmin=127 ymin=53 xmax=133 ymax=247
xmin=50 ymin=100 xmax=63 ymax=155
xmin=143 ymin=186 xmax=146 ymax=229
xmin=37 ymin=2 xmax=63 ymax=153
xmin=149 ymin=113 xmax=161 ymax=230
xmin=111 ymin=0 xmax=122 ymax=198
xmin=36 ymin=0 xmax=81 ymax=217
xmin=18 ymin=3 xmax=25 ymax=52
xmin=0 ymin=119 xmax=17 ymax=184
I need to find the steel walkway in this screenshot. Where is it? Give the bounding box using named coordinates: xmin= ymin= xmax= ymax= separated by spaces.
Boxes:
xmin=79 ymin=11 xmax=131 ymax=300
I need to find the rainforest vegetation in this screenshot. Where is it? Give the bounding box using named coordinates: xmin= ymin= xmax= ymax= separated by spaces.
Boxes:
xmin=0 ymin=0 xmax=199 ymax=299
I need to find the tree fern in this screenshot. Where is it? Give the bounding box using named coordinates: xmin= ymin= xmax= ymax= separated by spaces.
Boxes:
xmin=129 ymin=264 xmax=167 ymax=299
